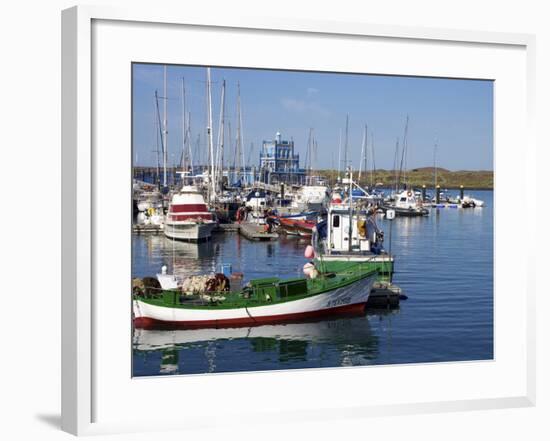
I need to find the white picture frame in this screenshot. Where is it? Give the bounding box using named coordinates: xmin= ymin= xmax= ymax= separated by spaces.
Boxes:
xmin=62 ymin=5 xmax=536 ymax=436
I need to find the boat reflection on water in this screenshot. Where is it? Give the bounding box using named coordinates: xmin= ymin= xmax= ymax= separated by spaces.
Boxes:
xmin=133 ymin=234 xmax=218 ymax=277
xmin=132 ymin=310 xmax=399 ymax=375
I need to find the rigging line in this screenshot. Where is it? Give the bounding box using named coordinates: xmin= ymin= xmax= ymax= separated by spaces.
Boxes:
xmin=244 ymin=304 xmax=257 ymax=324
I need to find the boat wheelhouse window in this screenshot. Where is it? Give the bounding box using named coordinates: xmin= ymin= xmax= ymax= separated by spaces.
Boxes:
xmin=400 ymin=197 xmax=407 ymax=202
xmin=333 ymin=215 xmax=340 ymax=228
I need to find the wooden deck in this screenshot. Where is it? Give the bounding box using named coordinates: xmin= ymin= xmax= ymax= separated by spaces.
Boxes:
xmin=214 ymin=223 xmax=240 ymax=232
xmin=133 ymin=224 xmax=163 ymax=234
xmin=238 ymin=222 xmax=279 ymax=241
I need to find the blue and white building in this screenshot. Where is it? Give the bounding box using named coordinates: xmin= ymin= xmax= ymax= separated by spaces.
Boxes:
xmin=259 ymin=132 xmax=306 ymax=185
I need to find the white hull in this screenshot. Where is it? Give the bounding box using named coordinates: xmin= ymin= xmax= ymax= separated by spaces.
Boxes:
xmin=133 ymin=274 xmax=376 ymax=326
xmin=164 ymin=221 xmax=216 ymax=241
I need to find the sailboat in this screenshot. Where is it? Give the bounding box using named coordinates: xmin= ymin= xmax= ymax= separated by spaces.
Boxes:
xmin=383 ymin=117 xmax=428 ymax=217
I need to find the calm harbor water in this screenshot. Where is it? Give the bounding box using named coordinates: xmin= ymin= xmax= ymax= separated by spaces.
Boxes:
xmin=132 ymin=190 xmax=493 ymax=376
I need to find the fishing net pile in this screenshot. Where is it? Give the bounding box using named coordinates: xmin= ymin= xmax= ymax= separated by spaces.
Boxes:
xmin=181 ymin=273 xmax=230 ymax=300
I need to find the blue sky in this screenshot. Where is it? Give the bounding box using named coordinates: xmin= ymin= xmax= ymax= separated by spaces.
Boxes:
xmin=132 ymin=63 xmax=493 ymax=171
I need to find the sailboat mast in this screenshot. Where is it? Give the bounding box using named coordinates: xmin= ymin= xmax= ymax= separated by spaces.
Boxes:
xmin=163 ymin=66 xmax=168 ymax=189
xmin=364 ymin=124 xmax=368 ymax=185
xmin=348 ymin=167 xmax=353 ymax=253
xmin=153 ymin=94 xmax=161 ymax=187
xmin=187 ymin=112 xmax=194 ymax=175
xmin=344 ymin=114 xmax=349 ymax=174
xmin=337 ymin=129 xmax=342 ymax=182
xmin=306 ymin=128 xmax=313 ymax=183
xmin=154 ymin=90 xmax=165 ymax=189
xmin=370 ymin=132 xmax=376 ymax=188
xmin=393 ymin=138 xmax=400 ymax=194
xmin=358 ymin=124 xmax=367 ymax=182
xmin=240 ymin=98 xmax=246 ymax=183
xmin=206 ymin=67 xmax=215 ymax=201
xmin=180 ymin=77 xmax=186 ymax=171
xmin=433 ymin=140 xmax=438 ymax=191
xmin=215 ymin=79 xmax=226 ymax=193
xmin=398 ymin=115 xmax=409 ymax=189
xmin=236 ymin=82 xmax=245 ymax=182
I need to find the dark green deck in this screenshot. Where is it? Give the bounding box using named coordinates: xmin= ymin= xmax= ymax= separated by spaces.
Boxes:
xmin=135 ymin=266 xmax=377 ymax=311
xmin=314 ymin=258 xmax=394 ymax=282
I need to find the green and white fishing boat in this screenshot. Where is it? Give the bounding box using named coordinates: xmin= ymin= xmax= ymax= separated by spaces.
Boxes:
xmin=133 ymin=263 xmax=378 ymax=329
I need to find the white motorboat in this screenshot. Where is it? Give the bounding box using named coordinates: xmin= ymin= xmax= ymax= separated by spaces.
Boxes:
xmin=164 ymin=182 xmax=217 ymax=242
xmin=384 ymin=189 xmax=429 ymax=216
xmin=292 ymin=185 xmax=329 ymax=211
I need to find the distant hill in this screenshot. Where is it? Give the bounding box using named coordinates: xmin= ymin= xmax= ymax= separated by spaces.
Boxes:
xmin=317 ymin=167 xmax=493 ymax=189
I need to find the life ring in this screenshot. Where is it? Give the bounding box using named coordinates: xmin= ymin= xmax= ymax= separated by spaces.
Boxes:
xmin=407 ymin=191 xmax=412 ymax=197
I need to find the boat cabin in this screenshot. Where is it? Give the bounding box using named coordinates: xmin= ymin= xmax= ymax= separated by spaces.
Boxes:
xmin=320 ymin=207 xmax=383 ymax=255
xmin=394 ymin=189 xmax=420 ymax=210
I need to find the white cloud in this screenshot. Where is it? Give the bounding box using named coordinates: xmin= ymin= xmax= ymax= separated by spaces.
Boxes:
xmin=280 ymin=97 xmax=330 ymax=117
xmin=306 ymin=87 xmax=319 ymax=97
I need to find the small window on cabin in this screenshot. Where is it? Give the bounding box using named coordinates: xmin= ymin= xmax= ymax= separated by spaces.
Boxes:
xmin=333 ymin=215 xmax=340 ymax=228
xmin=400 ymin=197 xmax=407 ymax=202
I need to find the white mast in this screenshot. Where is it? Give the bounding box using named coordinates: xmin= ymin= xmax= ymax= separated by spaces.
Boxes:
xmin=236 ymin=82 xmax=245 ymax=182
xmin=344 ymin=114 xmax=349 ymax=172
xmin=347 ymin=167 xmax=353 ymax=253
xmin=163 ymin=65 xmax=168 ymax=189
xmin=337 ymin=129 xmax=342 ymax=182
xmin=187 ymin=112 xmax=194 ymax=175
xmin=206 ymin=67 xmax=215 ymax=200
xmin=215 ymin=79 xmax=226 ymax=193
xmin=358 ymin=124 xmax=367 ymax=181
xmin=370 ymin=132 xmax=375 ymax=188
xmin=181 ymin=77 xmax=186 ymax=171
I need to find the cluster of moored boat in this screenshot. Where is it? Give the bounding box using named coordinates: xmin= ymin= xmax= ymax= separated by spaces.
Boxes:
xmin=129 ymin=169 xmax=406 ymax=329
xmin=132 ymin=167 xmax=485 ymax=329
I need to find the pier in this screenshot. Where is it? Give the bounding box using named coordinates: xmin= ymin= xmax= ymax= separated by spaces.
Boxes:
xmin=133 ymin=224 xmax=163 ymax=234
xmin=214 ymin=223 xmax=240 ymax=232
xmin=238 ymin=222 xmax=279 ymax=241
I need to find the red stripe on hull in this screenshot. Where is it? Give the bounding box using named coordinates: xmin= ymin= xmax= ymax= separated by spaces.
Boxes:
xmin=134 ymin=302 xmax=367 ymax=330
xmin=170 ymin=204 xmax=209 ymax=213
xmin=168 ymin=214 xmax=214 ymax=221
